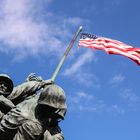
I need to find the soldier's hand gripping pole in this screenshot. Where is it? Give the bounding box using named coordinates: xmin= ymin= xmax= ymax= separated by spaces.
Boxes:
xmin=51 ymin=26 xmax=83 ymax=82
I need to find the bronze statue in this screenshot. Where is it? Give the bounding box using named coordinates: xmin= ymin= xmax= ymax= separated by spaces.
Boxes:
xmin=0 ymin=84 xmax=67 ymax=140
xmin=0 ymin=73 xmax=53 ymax=120
xmin=0 ymin=74 xmax=15 ymax=119
xmin=0 ymin=27 xmax=83 ymax=140
xmin=7 ymin=73 xmax=53 ymax=104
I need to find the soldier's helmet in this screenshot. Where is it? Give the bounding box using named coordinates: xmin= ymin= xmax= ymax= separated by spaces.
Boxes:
xmin=38 ymin=84 xmax=67 ymax=120
xmin=0 ymin=74 xmax=14 ymax=94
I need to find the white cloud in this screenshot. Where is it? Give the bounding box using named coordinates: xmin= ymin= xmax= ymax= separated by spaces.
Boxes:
xmin=68 ymin=91 xmax=124 ymax=114
xmin=120 ymin=88 xmax=140 ymax=102
xmin=0 ymin=0 xmax=46 ymax=53
xmin=0 ymin=0 xmax=88 ymax=60
xmin=63 ymin=50 xmax=100 ymax=87
xmin=107 ymin=104 xmax=124 ymax=114
xmin=68 ymin=91 xmax=95 ymax=110
xmin=76 ymin=72 xmax=100 ymax=87
xmin=63 ymin=50 xmax=95 ymax=76
xmin=109 ymin=74 xmax=125 ymax=87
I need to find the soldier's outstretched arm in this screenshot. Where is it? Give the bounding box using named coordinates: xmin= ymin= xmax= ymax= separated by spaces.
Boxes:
xmin=8 ymin=73 xmax=54 ymax=104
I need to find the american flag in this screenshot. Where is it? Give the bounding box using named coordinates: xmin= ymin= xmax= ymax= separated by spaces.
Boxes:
xmin=79 ymin=33 xmax=140 ymax=65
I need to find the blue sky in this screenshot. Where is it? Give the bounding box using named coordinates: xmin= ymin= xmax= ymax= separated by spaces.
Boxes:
xmin=0 ymin=0 xmax=140 ymax=139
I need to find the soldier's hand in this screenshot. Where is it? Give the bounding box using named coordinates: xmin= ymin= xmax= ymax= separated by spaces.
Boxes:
xmin=26 ymin=73 xmax=43 ymax=82
xmin=40 ymin=79 xmax=54 ymax=87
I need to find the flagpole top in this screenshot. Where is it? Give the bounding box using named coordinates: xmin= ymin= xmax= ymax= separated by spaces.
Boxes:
xmin=79 ymin=26 xmax=83 ymax=31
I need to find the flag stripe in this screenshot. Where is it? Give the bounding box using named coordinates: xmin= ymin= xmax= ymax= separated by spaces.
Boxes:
xmin=79 ymin=33 xmax=140 ymax=65
xmin=80 ymin=39 xmax=140 ymax=55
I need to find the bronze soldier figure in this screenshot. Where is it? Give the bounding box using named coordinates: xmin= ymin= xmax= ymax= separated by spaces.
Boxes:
xmin=0 ymin=84 xmax=67 ymax=140
xmin=0 ymin=73 xmax=53 ymax=120
xmin=0 ymin=74 xmax=15 ymax=119
xmin=7 ymin=73 xmax=53 ymax=105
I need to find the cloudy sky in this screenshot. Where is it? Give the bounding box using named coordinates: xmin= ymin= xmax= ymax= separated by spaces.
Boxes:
xmin=0 ymin=0 xmax=140 ymax=139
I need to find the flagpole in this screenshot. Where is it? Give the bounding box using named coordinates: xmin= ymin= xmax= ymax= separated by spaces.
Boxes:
xmin=51 ymin=26 xmax=83 ymax=82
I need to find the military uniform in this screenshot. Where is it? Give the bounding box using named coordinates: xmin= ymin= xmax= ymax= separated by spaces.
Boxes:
xmin=0 ymin=73 xmax=52 ymax=120
xmin=0 ymin=80 xmax=42 ymax=120
xmin=0 ymin=74 xmax=15 ymax=120
xmin=0 ymin=111 xmax=4 ymax=120
xmin=0 ymin=84 xmax=67 ymax=140
xmin=8 ymin=80 xmax=43 ymax=104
